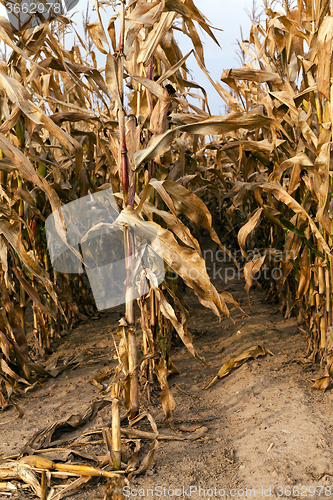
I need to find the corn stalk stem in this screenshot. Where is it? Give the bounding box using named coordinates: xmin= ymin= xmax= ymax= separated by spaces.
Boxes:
xmin=325 ymin=267 xmax=331 ymax=328
xmin=118 ymin=0 xmax=130 ymax=205
xmin=111 ymin=394 xmax=121 ymax=470
xmin=119 ymin=111 xmax=129 ymax=204
xmin=118 ymin=0 xmax=138 ymax=419
xmin=128 ymin=326 xmax=138 ymax=417
xmin=150 ymin=288 xmax=157 ymax=340
xmin=41 ymin=471 xmax=47 ymax=500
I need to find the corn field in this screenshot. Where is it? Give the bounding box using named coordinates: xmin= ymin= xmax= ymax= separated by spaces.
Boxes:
xmin=0 ymin=0 xmax=333 ymax=496
xmin=218 ymin=0 xmax=333 ymax=389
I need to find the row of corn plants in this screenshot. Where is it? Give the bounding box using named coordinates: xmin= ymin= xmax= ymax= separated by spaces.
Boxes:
xmin=209 ymin=0 xmax=333 ymax=388
xmin=0 ymin=0 xmax=272 ymax=422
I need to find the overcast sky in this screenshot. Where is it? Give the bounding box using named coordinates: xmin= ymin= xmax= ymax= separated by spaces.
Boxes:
xmin=0 ymin=0 xmax=256 ymax=114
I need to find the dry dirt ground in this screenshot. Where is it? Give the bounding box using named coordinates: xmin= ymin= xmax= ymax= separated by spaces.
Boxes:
xmin=2 ymin=241 xmax=333 ymax=500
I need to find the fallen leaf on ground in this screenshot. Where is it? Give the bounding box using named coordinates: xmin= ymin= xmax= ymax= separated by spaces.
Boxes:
xmin=204 ymin=345 xmax=266 ymax=389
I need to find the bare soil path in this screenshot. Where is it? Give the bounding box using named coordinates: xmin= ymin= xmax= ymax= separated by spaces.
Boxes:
xmin=1 ymin=241 xmax=332 ymax=499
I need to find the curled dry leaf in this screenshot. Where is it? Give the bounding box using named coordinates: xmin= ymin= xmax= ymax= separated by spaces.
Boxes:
xmin=127 ymin=439 xmax=158 ymax=480
xmin=20 ymin=400 xmax=113 ymax=453
xmin=204 ymin=345 xmax=266 ymax=390
xmin=155 ymin=357 xmax=176 ymax=424
xmin=0 ymin=463 xmax=41 ymax=497
xmin=120 ymin=427 xmax=207 ymax=441
xmin=244 ymin=254 xmax=266 ymax=295
xmin=0 ymin=133 xmax=44 ymax=189
xmin=105 ymin=206 xmax=229 ymax=317
xmin=106 ymin=53 xmax=122 ymax=110
xmin=0 ymin=358 xmax=29 ymax=385
xmin=86 ymin=22 xmax=108 ymax=54
xmin=156 ymin=288 xmax=208 ymax=365
xmin=162 ymin=180 xmax=238 ymax=267
xmin=221 ymin=68 xmax=282 ymax=84
xmin=238 ymin=208 xmax=263 ymax=258
xmin=312 ymin=376 xmax=330 ymax=390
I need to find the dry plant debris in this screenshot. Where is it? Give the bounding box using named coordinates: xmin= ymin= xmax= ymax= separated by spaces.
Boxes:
xmin=0 ymin=401 xmax=207 ymax=498
xmin=204 ymin=344 xmax=269 ymax=390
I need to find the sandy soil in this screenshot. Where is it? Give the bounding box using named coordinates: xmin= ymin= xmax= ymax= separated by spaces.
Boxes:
xmin=1 ymin=241 xmax=332 ymax=500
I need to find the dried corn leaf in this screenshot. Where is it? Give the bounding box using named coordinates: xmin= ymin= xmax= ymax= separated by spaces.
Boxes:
xmin=312 ymin=376 xmax=330 ymax=390
xmin=17 ymin=466 xmax=42 ymax=497
xmin=106 ymin=53 xmax=122 ymax=110
xmin=0 ymin=219 xmax=55 ymax=295
xmin=157 ymin=50 xmax=193 ymax=84
xmin=221 ymin=68 xmax=282 ymax=84
xmin=153 ymin=355 xmax=176 ymax=424
xmin=87 ymin=22 xmax=108 ymax=54
xmin=120 ymin=426 xmax=207 ymax=441
xmin=21 ymin=400 xmax=112 ymax=453
xmin=238 ymin=208 xmax=263 ymax=258
xmin=131 ymin=76 xmax=171 ymax=102
xmin=134 ymin=112 xmax=277 ymax=169
xmin=128 ymin=439 xmax=158 ymax=480
xmin=164 ymin=0 xmax=219 ymax=47
xmin=260 ymin=182 xmax=332 ymax=257
xmin=0 ymin=133 xmax=44 ymax=189
xmin=133 ymin=128 xmax=179 ymax=169
xmin=0 ymin=359 xmax=29 ymax=385
xmin=0 ymin=329 xmax=11 ymax=361
xmin=143 ymin=201 xmax=200 ymax=251
xmin=13 ymin=266 xmax=56 ymax=320
xmin=295 ymin=247 xmax=310 ymax=300
xmin=156 ymin=288 xmax=207 ymax=365
xmin=162 ymin=180 xmax=238 ymax=266
xmin=47 ymin=476 xmax=91 ymax=500
xmin=0 ymin=72 xmax=42 ymax=124
xmin=204 ymin=345 xmax=266 ymax=389
xmin=0 ymin=20 xmax=48 ymax=73
xmin=181 ymin=112 xmax=279 ymax=136
xmin=316 ymin=16 xmax=333 ymax=100
xmin=244 ymin=255 xmax=266 ymax=295
xmin=0 ymin=463 xmax=41 ymax=497
xmin=138 ymin=12 xmax=177 ymax=65
xmin=269 ymin=152 xmax=314 ymax=183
